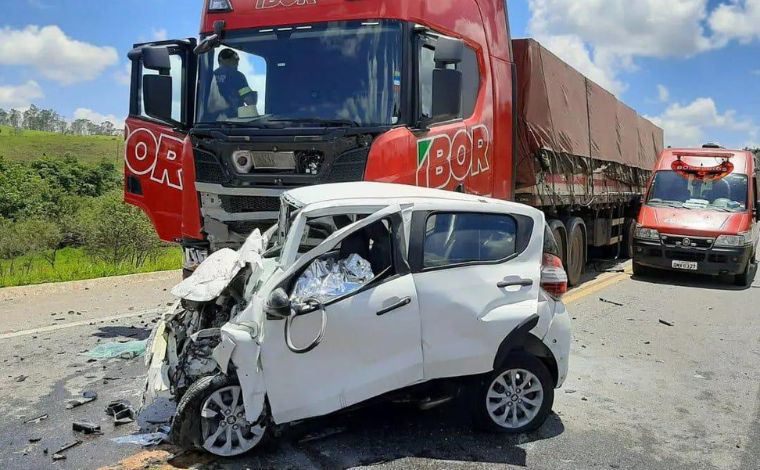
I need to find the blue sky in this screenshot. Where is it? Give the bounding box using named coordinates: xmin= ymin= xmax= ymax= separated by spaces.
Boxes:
xmin=1 ymin=0 xmax=758 ymax=148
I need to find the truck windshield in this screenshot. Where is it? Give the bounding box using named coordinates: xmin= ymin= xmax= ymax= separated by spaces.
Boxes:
xmin=647 ymin=170 xmax=748 ymax=212
xmin=196 ymin=20 xmax=403 ymax=128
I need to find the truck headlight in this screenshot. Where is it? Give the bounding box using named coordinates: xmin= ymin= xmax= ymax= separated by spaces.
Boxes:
xmin=634 ymin=225 xmax=660 ymax=241
xmin=714 ymin=232 xmax=751 ymax=247
xmin=232 ymin=150 xmax=254 ymax=173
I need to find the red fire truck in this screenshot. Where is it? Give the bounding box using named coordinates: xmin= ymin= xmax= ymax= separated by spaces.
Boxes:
xmin=124 ymin=0 xmax=663 ymax=285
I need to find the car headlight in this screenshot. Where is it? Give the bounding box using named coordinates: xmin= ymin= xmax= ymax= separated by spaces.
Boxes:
xmin=634 ymin=225 xmax=660 ymax=241
xmin=714 ymin=232 xmax=751 ymax=247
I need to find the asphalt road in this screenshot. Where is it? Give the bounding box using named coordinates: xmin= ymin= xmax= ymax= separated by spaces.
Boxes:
xmin=0 ymin=264 xmax=758 ymax=470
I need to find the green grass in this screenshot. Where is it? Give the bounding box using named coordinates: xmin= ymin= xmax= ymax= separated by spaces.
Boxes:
xmin=0 ymin=125 xmax=123 ymax=164
xmin=0 ymin=246 xmax=182 ymax=288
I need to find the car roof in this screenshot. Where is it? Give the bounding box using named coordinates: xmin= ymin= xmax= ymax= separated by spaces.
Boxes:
xmin=285 ymin=182 xmax=492 ymax=207
xmin=656 ymin=148 xmax=755 ymax=174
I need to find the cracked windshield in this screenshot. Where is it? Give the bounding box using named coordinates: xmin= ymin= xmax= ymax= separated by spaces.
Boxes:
xmin=647 ymin=170 xmax=749 ymax=212
xmin=196 ymin=20 xmax=403 ymax=127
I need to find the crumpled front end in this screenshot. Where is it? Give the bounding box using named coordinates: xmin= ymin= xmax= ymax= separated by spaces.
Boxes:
xmin=141 ymin=230 xmax=270 ymax=417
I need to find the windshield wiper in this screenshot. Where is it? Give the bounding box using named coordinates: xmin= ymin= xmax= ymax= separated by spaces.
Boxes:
xmin=648 ymin=200 xmax=685 ymax=208
xmin=268 ymin=117 xmax=361 ymax=128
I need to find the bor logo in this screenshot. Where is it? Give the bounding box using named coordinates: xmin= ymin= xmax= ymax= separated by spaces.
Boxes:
xmin=255 ymin=0 xmax=317 ymax=8
xmin=416 ymin=125 xmax=491 ymax=190
xmin=125 ymin=127 xmax=184 ymax=190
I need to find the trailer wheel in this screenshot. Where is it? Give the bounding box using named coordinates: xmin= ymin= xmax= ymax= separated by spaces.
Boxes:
xmin=563 ymin=218 xmax=586 ymax=287
xmin=547 ymin=219 xmax=567 ymax=268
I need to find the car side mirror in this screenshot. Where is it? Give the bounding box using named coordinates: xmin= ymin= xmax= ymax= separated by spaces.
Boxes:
xmin=143 ymin=75 xmax=173 ymax=122
xmin=265 ymin=288 xmax=292 ymax=320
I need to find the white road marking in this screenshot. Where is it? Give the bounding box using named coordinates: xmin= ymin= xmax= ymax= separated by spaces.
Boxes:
xmin=0 ymin=308 xmax=166 ymax=340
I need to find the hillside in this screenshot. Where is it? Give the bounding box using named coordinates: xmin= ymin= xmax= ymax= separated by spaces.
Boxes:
xmin=0 ymin=125 xmax=123 ymax=164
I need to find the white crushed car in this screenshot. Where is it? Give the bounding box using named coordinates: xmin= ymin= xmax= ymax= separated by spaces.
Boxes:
xmin=142 ymin=182 xmax=571 ymax=457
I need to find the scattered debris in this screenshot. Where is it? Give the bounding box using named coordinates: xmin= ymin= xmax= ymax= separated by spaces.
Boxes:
xmin=659 ymin=319 xmax=674 ymax=327
xmin=14 ymin=375 xmax=28 ymax=382
xmin=52 ymin=440 xmax=81 ymax=460
xmin=581 ymin=397 xmax=588 ymax=401
xmin=111 ymin=427 xmax=170 ymax=447
xmin=599 ymin=298 xmax=624 ymax=307
xmin=24 ymin=413 xmax=48 ymax=424
xmin=656 ymin=359 xmax=665 ymax=363
xmin=29 ymin=437 xmax=42 ymax=443
xmin=564 ymin=389 xmax=577 ymax=394
xmin=694 ymin=373 xmax=706 ymax=379
xmin=105 ymin=400 xmax=136 ymax=425
xmin=644 ymin=341 xmax=651 ymax=345
xmin=298 ymin=427 xmax=347 ymax=444
xmin=66 ymin=391 xmax=98 ymax=409
xmin=72 ymin=421 xmax=101 ymax=434
xmin=85 ymin=340 xmax=146 ymax=360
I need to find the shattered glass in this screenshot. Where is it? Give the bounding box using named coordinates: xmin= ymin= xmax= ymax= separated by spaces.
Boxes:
xmin=291 ymin=254 xmax=374 ymax=305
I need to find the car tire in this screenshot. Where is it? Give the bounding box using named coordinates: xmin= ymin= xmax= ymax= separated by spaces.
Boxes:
xmin=474 ymin=353 xmax=554 ymax=434
xmin=171 ymin=374 xmax=271 ymax=457
xmin=632 ymin=260 xmax=650 ymax=277
xmin=734 ymin=254 xmax=756 ymax=287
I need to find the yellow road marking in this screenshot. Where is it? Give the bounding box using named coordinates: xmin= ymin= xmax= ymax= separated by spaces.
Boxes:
xmin=564 ymin=263 xmax=633 ymax=305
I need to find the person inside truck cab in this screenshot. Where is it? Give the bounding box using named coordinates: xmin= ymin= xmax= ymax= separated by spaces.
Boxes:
xmin=207 ymin=48 xmax=259 ymax=120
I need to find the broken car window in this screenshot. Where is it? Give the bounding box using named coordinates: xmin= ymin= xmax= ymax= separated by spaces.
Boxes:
xmin=291 ymin=220 xmax=394 ymax=305
xmin=423 ymin=213 xmax=518 ymax=268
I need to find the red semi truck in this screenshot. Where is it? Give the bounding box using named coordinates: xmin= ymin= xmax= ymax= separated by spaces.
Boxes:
xmin=123 ymin=0 xmax=663 ymax=285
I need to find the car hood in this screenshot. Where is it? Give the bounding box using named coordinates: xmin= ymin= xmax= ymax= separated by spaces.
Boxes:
xmin=639 ymin=205 xmax=750 ymax=236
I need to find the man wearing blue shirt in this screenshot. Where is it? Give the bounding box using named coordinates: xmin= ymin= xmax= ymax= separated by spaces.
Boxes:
xmin=210 ymin=48 xmax=258 ymax=120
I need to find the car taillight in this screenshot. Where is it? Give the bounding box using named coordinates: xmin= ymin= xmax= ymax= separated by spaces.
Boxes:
xmin=541 ymin=253 xmax=568 ymax=298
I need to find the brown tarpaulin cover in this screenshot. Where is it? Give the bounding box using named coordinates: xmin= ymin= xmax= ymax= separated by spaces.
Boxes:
xmin=513 ymin=39 xmax=663 ymax=204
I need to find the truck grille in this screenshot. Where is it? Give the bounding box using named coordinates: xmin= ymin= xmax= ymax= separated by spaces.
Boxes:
xmin=195 ymin=153 xmax=227 ymax=184
xmin=324 ymin=148 xmax=368 ymax=183
xmin=220 ymin=195 xmax=280 ymax=214
xmin=227 ymin=221 xmax=271 ymax=235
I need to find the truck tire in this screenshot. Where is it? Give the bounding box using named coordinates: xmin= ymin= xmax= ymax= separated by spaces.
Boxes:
xmin=563 ymin=218 xmax=586 ymax=287
xmin=171 ymin=374 xmax=271 ymax=457
xmin=473 ymin=353 xmax=554 ymax=434
xmin=547 ymin=219 xmax=567 ymax=267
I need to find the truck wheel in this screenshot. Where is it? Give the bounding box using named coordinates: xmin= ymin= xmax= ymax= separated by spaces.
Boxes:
xmin=564 ymin=218 xmax=586 ymax=287
xmin=548 ymin=219 xmax=567 ymax=267
xmin=474 ymin=353 xmax=554 ymax=434
xmin=171 ymin=374 xmax=270 ymax=457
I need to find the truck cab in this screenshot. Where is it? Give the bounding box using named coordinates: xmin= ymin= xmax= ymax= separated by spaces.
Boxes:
xmin=633 ymin=146 xmax=760 ymax=286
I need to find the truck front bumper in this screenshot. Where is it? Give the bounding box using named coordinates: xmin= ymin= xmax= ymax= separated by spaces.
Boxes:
xmin=633 ymin=240 xmax=753 ymax=276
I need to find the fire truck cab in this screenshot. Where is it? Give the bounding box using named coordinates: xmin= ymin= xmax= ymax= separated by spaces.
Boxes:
xmin=633 ymin=145 xmax=760 ymax=286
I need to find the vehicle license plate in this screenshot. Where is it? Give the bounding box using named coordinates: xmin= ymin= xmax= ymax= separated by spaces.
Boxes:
xmin=672 ymin=260 xmax=698 ymax=270
xmin=252 ymin=151 xmax=296 ymax=170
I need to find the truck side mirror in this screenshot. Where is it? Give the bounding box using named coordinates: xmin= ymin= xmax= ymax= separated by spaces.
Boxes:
xmin=265 ymin=288 xmax=292 ymax=320
xmin=427 ymin=36 xmax=464 ymax=125
xmin=139 ymin=46 xmax=171 ymax=72
xmin=143 ymin=75 xmax=173 ymax=122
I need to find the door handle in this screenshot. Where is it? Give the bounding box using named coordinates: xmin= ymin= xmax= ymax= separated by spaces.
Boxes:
xmin=377 ymin=297 xmax=412 ymax=316
xmin=497 ymin=278 xmax=534 ymax=289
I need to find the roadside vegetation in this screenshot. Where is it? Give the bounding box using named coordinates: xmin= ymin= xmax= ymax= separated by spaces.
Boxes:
xmin=0 ymin=127 xmax=179 ymax=287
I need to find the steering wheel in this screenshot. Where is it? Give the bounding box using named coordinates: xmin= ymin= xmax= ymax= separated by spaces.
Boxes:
xmin=284 ymin=298 xmax=327 ymax=354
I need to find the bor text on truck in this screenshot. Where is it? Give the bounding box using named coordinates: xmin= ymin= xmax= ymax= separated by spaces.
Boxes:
xmin=633 ymin=145 xmax=759 ymax=286
xmin=123 ymin=0 xmax=663 ymax=286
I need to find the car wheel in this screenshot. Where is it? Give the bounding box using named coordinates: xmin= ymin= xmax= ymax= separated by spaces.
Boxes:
xmin=171 ymin=374 xmax=270 ymax=457
xmin=475 ymin=353 xmax=554 ymax=434
xmin=734 ymin=254 xmax=756 ymax=287
xmin=632 ymin=260 xmax=650 ymax=277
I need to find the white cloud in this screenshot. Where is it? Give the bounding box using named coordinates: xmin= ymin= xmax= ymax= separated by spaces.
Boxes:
xmin=113 ymin=63 xmax=132 ymax=86
xmin=73 ymin=108 xmax=122 ymax=127
xmin=0 ymin=81 xmax=44 ymax=109
xmin=152 ymin=28 xmax=168 ymax=41
xmin=525 ymin=0 xmax=760 ymax=96
xmin=0 ymin=25 xmax=118 ymax=85
xmin=657 ymin=84 xmax=670 ymax=103
xmin=709 ymin=0 xmax=760 ymax=46
xmin=646 ymin=98 xmax=758 ymax=148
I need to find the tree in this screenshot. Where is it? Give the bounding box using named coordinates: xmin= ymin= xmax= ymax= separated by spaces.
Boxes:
xmin=0 ymin=108 xmax=8 ymax=126
xmin=8 ymin=109 xmax=21 ymax=129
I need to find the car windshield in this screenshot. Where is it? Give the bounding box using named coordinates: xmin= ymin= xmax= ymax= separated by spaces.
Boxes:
xmin=196 ymin=20 xmax=403 ymax=128
xmin=647 ymin=170 xmax=748 ymax=212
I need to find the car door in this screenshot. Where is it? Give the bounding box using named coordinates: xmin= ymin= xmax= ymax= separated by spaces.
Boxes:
xmin=261 ymin=206 xmax=423 ymax=424
xmin=409 ymin=206 xmax=544 ymax=379
xmin=124 ymin=39 xmax=200 ymax=243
